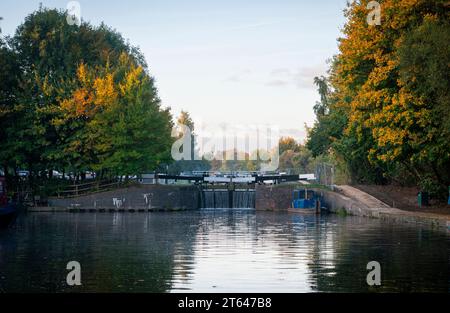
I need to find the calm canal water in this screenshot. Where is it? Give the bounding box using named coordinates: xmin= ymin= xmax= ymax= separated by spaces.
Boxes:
xmin=0 ymin=210 xmax=449 ymax=292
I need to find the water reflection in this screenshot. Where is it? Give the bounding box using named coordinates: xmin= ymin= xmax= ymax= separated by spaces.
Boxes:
xmin=0 ymin=211 xmax=448 ymax=292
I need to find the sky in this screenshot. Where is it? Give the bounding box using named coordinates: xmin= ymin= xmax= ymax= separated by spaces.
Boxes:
xmin=0 ymin=0 xmax=348 ymax=142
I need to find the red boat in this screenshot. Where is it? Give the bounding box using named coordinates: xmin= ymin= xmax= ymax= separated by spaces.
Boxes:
xmin=0 ymin=176 xmax=17 ymax=228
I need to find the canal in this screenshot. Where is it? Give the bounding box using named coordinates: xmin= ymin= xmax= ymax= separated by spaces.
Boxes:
xmin=0 ymin=210 xmax=449 ymax=292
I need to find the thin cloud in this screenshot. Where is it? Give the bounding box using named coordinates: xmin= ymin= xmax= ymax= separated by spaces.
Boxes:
xmin=280 ymin=128 xmax=308 ymax=143
xmin=266 ymin=65 xmax=327 ymax=89
xmin=270 ymin=68 xmax=291 ymax=76
xmin=219 ymin=19 xmax=295 ymax=33
xmin=224 ymin=69 xmax=253 ymax=83
xmin=265 ymin=79 xmax=289 ymax=87
xmin=224 ymin=75 xmax=241 ymax=82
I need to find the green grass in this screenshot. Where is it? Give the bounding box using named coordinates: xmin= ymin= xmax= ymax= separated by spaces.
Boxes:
xmin=336 ymin=207 xmax=348 ymax=216
xmin=266 ymin=182 xmax=332 ymax=191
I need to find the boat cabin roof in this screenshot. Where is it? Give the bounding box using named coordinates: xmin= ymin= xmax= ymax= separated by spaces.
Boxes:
xmin=293 ymin=189 xmax=316 ymax=200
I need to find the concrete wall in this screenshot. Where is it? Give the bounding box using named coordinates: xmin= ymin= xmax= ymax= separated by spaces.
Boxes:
xmin=255 ymin=184 xmax=450 ymax=229
xmin=48 ymin=184 xmax=200 ymax=210
xmin=255 ymin=184 xmax=296 ymax=210
xmin=255 ymin=183 xmax=379 ymax=211
xmin=44 ymin=183 xmax=449 ymax=230
xmin=319 ymin=189 xmax=369 ymax=213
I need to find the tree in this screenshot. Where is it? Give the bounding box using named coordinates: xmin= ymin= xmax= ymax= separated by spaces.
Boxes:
xmin=396 ymin=17 xmax=450 ymax=190
xmin=167 ymin=110 xmax=210 ymax=174
xmin=15 ymin=8 xmax=148 ymax=175
xmin=57 ymin=53 xmax=174 ymax=177
xmin=177 ymin=110 xmax=195 ymax=134
xmin=307 ymin=75 xmax=347 ymax=160
xmin=0 ymin=36 xmax=21 ymax=177
xmin=306 ymin=0 xmax=450 ymax=193
xmin=2 ymin=7 xmax=174 ymax=184
xmin=277 ymin=137 xmax=314 ymax=174
xmin=313 ymin=76 xmax=330 ymax=117
xmin=279 ymin=137 xmax=300 ymax=154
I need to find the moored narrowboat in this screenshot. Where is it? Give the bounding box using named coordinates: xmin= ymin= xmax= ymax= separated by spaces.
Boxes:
xmin=288 ymin=188 xmax=321 ymax=214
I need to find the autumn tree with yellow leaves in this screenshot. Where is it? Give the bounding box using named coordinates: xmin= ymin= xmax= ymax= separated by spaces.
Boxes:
xmin=55 ymin=53 xmax=173 ymax=177
xmin=307 ymin=0 xmax=450 ymax=197
xmin=0 ymin=7 xmax=174 ymax=185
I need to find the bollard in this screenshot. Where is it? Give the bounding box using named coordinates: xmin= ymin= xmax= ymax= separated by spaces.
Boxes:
xmin=315 ymin=199 xmax=321 ymax=215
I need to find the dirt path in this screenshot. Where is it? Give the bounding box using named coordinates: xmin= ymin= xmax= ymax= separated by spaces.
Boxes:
xmin=354 ymin=184 xmax=450 ymax=217
xmin=336 ymin=185 xmax=450 ymax=221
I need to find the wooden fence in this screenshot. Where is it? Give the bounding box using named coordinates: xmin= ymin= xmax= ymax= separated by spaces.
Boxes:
xmin=55 ymin=178 xmax=135 ymax=198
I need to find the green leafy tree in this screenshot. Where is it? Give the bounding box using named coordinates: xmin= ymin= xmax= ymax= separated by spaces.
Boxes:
xmin=2 ymin=7 xmax=174 ymax=185
xmin=0 ymin=36 xmax=21 ymax=176
xmin=167 ymin=110 xmax=210 ymax=174
xmin=279 ymin=137 xmax=300 ymax=154
xmin=306 ymin=0 xmax=450 ymax=193
xmin=396 ymin=18 xmax=450 ymax=192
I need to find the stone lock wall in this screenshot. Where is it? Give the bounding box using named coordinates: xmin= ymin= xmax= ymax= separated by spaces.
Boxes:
xmin=48 ymin=184 xmax=201 ymax=210
xmin=255 ymin=184 xmax=297 ymax=210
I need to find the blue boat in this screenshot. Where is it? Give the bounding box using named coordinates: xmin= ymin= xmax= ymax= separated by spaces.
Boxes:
xmin=448 ymin=186 xmax=450 ymax=206
xmin=288 ymin=188 xmax=321 ymax=214
xmin=0 ymin=176 xmax=17 ymax=228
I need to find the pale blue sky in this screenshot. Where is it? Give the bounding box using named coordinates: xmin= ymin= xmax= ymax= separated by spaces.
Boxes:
xmin=0 ymin=0 xmax=348 ymax=141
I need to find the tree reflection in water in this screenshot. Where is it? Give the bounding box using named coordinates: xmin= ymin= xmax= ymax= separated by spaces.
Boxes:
xmin=0 ymin=211 xmax=448 ymax=292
